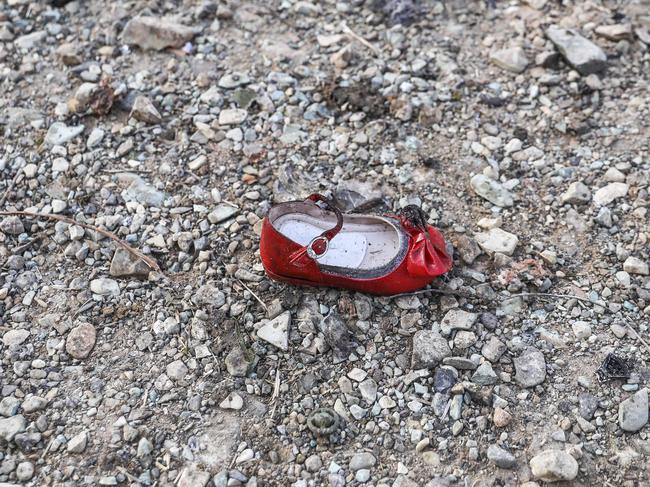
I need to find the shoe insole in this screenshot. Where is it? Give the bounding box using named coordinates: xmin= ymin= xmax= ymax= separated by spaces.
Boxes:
xmin=275 ymin=213 xmax=400 ymax=270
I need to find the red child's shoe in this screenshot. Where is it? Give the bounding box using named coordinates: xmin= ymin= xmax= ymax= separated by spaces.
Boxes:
xmin=260 ymin=194 xmax=452 ymax=295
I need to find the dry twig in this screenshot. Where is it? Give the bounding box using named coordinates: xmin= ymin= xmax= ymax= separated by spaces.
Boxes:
xmin=0 ymin=210 xmax=160 ymax=272
xmin=341 ymin=22 xmax=381 ymax=55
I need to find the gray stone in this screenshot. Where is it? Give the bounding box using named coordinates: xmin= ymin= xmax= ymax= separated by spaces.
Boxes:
xmin=470 ymin=174 xmax=514 ymax=207
xmin=618 ymin=388 xmax=648 ymax=432
xmin=219 ymin=108 xmax=248 ymax=125
xmin=514 ymin=347 xmax=546 ymax=387
xmin=21 ymin=396 xmax=47 ymax=414
xmin=490 ymin=47 xmax=529 ymax=73
xmin=475 ymin=228 xmax=519 ymax=256
xmin=87 ymin=127 xmax=105 ymax=148
xmin=305 ymin=454 xmax=322 ymax=473
xmin=487 ymin=445 xmax=517 ymax=469
xmin=546 ymin=25 xmax=607 ymax=75
xmin=131 ymin=96 xmax=162 ymax=124
xmin=561 ymin=182 xmax=591 ymax=204
xmin=225 ymin=346 xmax=251 ymax=377
xmin=166 ymin=360 xmax=189 ymax=381
xmin=90 ymin=278 xmax=120 ymax=296
xmin=0 ymin=397 xmax=21 ymax=417
xmin=109 ymin=248 xmax=151 ymax=278
xmin=472 ymin=362 xmax=498 ymax=385
xmin=219 ymin=392 xmax=244 ymax=410
xmin=66 ymin=323 xmax=97 ymax=359
xmin=594 ymin=182 xmax=629 ymax=205
xmin=579 ymin=393 xmax=599 ymax=420
xmin=177 ymin=465 xmax=211 ymax=487
xmin=122 ymin=16 xmax=199 ymax=51
xmin=412 ymin=330 xmax=451 ymax=368
xmin=359 ymin=378 xmax=378 ymax=403
xmin=2 ymin=329 xmax=30 ymax=347
xmin=122 ymin=177 xmax=166 ymax=207
xmin=623 ymin=257 xmax=649 ymax=276
xmin=442 ymin=357 xmax=477 ymax=370
xmin=256 ymin=311 xmax=290 ymax=351
xmin=208 ymin=204 xmax=239 ymax=224
xmin=14 ymin=31 xmax=46 ymax=50
xmin=45 ymin=122 xmax=84 ymax=146
xmin=218 ymin=72 xmax=251 ymax=89
xmin=0 ymin=216 xmax=25 ymax=235
xmin=482 ymin=337 xmax=506 ymax=362
xmin=529 ymin=449 xmax=579 ymax=482
xmin=15 ymin=461 xmax=34 ymax=482
xmin=0 ymin=415 xmax=26 ymax=442
xmin=349 ymin=452 xmax=376 ymax=471
xmin=595 ymin=24 xmax=633 ymax=41
xmin=441 ymin=309 xmax=478 ymax=333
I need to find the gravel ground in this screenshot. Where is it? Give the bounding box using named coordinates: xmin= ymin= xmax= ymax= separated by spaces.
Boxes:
xmin=1 ymin=0 xmax=650 ymax=486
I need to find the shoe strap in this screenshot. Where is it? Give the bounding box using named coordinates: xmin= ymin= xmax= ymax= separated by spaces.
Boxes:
xmin=289 ymin=193 xmax=343 ymax=264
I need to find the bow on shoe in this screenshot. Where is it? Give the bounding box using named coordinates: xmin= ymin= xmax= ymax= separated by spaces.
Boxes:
xmin=399 ymin=205 xmax=452 ymax=278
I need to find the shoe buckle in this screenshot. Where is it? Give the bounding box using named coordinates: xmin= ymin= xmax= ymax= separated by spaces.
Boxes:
xmin=306 ymin=236 xmax=329 ymax=260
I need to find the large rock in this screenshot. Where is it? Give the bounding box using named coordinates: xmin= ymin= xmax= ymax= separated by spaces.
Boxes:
xmin=529 ymin=450 xmax=579 ymax=482
xmin=470 ymin=174 xmax=514 ymax=207
xmin=514 ymin=347 xmax=546 ymax=387
xmin=618 ymin=388 xmax=649 ymax=432
xmin=412 ymin=330 xmax=451 ymax=368
xmin=546 ymin=25 xmax=607 ymax=75
xmin=122 ymin=17 xmax=199 ymax=51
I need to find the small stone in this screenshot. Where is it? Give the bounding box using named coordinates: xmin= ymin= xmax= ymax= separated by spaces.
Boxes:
xmin=67 ymin=431 xmax=88 ymax=453
xmin=572 ymin=321 xmax=592 ymax=340
xmin=349 ymin=452 xmax=376 ymax=471
xmin=493 ymin=407 xmax=512 ymax=427
xmin=2 ymin=329 xmax=30 ymax=347
xmin=0 ymin=396 xmax=21 ymax=417
xmin=359 ymin=378 xmax=378 ymax=403
xmin=177 ymin=466 xmax=211 ymax=487
xmin=514 ymin=347 xmax=546 ymax=387
xmin=470 ymin=174 xmax=514 ymax=207
xmin=219 ymin=108 xmax=248 ymax=125
xmin=434 ymin=367 xmax=457 ymax=392
xmin=225 ymin=347 xmax=251 ymax=377
xmin=21 ymin=396 xmax=47 ymax=414
xmin=66 ymin=323 xmax=97 ymax=359
xmin=411 ymin=330 xmax=451 ymax=368
xmin=623 ymin=257 xmax=649 ymax=276
xmin=131 ymin=96 xmax=162 ymax=124
xmin=1 ymin=216 xmax=25 ymax=235
xmin=166 ymin=360 xmax=189 ymax=381
xmin=109 ymin=248 xmax=151 ymax=278
xmin=475 ymin=228 xmax=519 ymax=256
xmin=593 ymin=182 xmax=629 ymax=205
xmin=0 ymin=415 xmax=27 ymax=442
xmin=218 ymin=72 xmax=251 ymax=89
xmin=45 ymin=122 xmax=84 ymax=146
xmin=472 ymin=362 xmax=498 ymax=385
xmin=595 ymin=24 xmax=633 ymax=41
xmin=561 ymin=182 xmax=591 ymax=204
xmin=618 ymin=388 xmax=648 ymax=432
xmin=546 ymin=25 xmax=607 ymax=75
xmin=529 ymin=450 xmax=579 ymax=482
xmin=490 ymin=47 xmax=529 ymax=73
xmin=256 ymin=311 xmax=290 ymax=351
xmin=122 ymin=16 xmax=199 ymax=51
xmin=15 ymin=461 xmax=34 ymax=482
xmin=122 ymin=177 xmax=166 ymax=207
xmin=482 ymin=337 xmax=506 ymax=362
xmin=441 ymin=309 xmax=478 ymax=332
xmin=305 ymin=454 xmax=323 ymax=473
xmin=487 ymin=445 xmax=517 ymax=469
xmin=219 ymin=392 xmax=244 ymax=410
xmin=90 ymin=278 xmax=120 ymax=297
xmin=595 ymin=207 xmax=613 ymax=227
xmin=208 ymin=204 xmax=239 ymax=224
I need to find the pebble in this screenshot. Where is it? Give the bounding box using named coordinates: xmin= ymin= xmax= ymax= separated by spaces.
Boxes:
xmin=529 ymin=450 xmax=579 ymax=482
xmin=487 ymin=445 xmax=517 ymax=469
xmin=490 ymin=47 xmax=529 ymax=73
xmin=411 ymin=330 xmax=451 ymax=368
xmin=475 ymin=228 xmax=519 ymax=256
xmin=0 ymin=415 xmax=27 ymax=442
xmin=2 ymin=329 xmax=30 ymax=347
xmin=623 ymin=257 xmax=649 ymax=276
xmin=514 ymin=347 xmax=546 ymax=387
xmin=593 ymin=182 xmax=629 ymax=205
xmin=546 ymin=25 xmax=607 ymax=75
xmin=45 ymin=122 xmax=84 ymax=146
xmin=482 ymin=337 xmax=506 ymax=362
xmin=618 ymin=388 xmax=648 ymax=432
xmin=470 ymin=174 xmax=514 ymax=207
xmin=219 ymin=108 xmax=248 ymax=125
xmin=66 ymin=431 xmax=88 ymax=453
xmin=16 ymin=461 xmax=35 ymax=481
xmin=219 ymin=392 xmax=244 ymax=410
xmin=472 ymin=362 xmax=498 ymax=385
xmin=493 ymin=407 xmax=512 ymax=428
xmin=65 ymin=323 xmax=97 ymax=359
xmin=90 ymin=278 xmax=120 ymax=297
xmin=256 ymin=311 xmax=290 ymax=351
xmin=177 ymin=466 xmax=211 ymax=487
xmin=561 ymin=182 xmax=591 ymax=204
xmin=109 ymin=248 xmax=151 ymax=278
xmin=349 ymin=452 xmax=376 ymax=471
xmin=122 ymin=16 xmax=199 ymax=51
xmin=131 ymin=96 xmax=162 ymax=124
